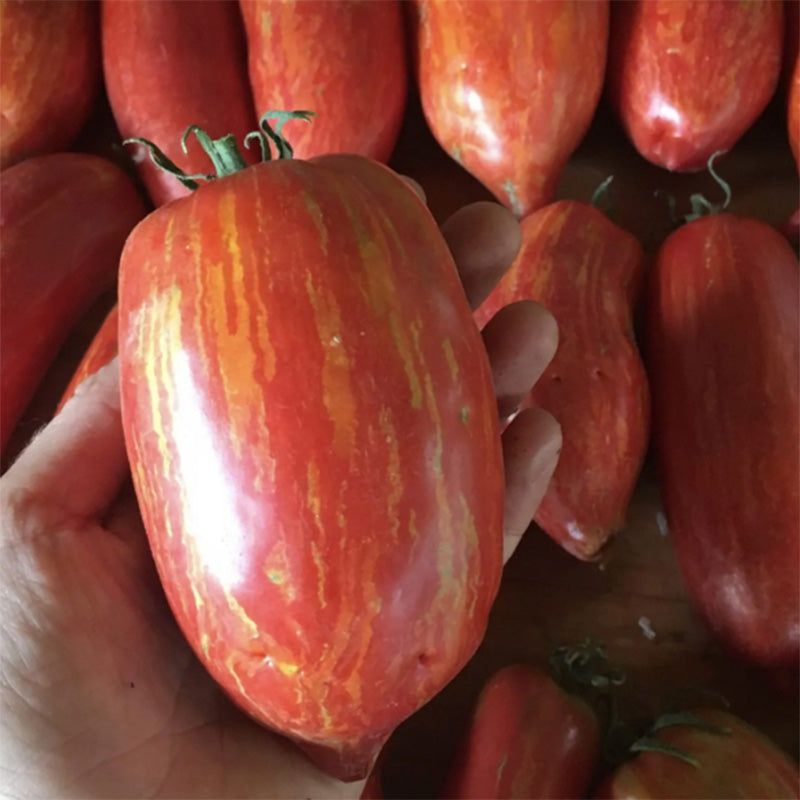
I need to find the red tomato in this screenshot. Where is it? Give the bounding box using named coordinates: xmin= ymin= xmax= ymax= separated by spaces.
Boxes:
xmin=475 ymin=201 xmax=649 ymax=561
xmin=441 ymin=664 xmax=600 ymax=799
xmin=118 ymin=137 xmax=504 ymax=781
xmin=646 ymin=214 xmax=799 ymax=671
xmin=56 ymin=305 xmax=119 ymax=414
xmin=413 ymin=0 xmax=608 ymax=217
xmin=0 ymin=0 xmax=99 ymax=169
xmin=788 ymin=50 xmax=800 ymax=171
xmin=607 ymin=0 xmax=784 ymax=171
xmin=102 ymin=0 xmax=259 ymax=207
xmin=594 ymin=708 xmax=800 ymax=799
xmin=241 ymin=0 xmax=407 ymax=163
xmin=0 ymin=154 xmax=145 ymax=458
xmin=102 ymin=0 xmax=408 ymax=207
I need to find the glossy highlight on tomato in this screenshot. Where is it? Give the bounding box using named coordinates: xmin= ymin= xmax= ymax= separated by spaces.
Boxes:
xmin=118 ymin=151 xmax=504 ymax=781
xmin=608 ymin=0 xmax=784 ymax=172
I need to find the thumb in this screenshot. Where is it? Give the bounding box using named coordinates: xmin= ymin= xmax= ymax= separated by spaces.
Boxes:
xmin=1 ymin=358 xmax=130 ymax=523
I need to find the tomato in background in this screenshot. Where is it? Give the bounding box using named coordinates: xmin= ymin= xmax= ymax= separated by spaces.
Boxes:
xmin=413 ymin=0 xmax=608 ymax=217
xmin=441 ymin=663 xmax=600 ymax=799
xmin=0 ymin=154 xmax=145 ymax=459
xmin=594 ymin=708 xmax=800 ymax=799
xmin=117 ymin=129 xmax=504 ymax=782
xmin=241 ymin=0 xmax=407 ymax=163
xmin=646 ymin=213 xmax=799 ymax=672
xmin=607 ymin=0 xmax=784 ymax=172
xmin=475 ymin=200 xmax=649 ymax=561
xmin=0 ymin=0 xmax=99 ymax=169
xmin=102 ymin=0 xmax=258 ymax=207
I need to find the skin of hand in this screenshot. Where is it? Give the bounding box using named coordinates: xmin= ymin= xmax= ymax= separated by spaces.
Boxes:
xmin=0 ymin=199 xmax=560 ymax=800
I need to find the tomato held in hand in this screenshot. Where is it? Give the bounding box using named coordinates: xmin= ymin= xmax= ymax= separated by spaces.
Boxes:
xmin=413 ymin=0 xmax=608 ymax=217
xmin=118 ymin=118 xmax=504 ymax=782
xmin=594 ymin=708 xmax=800 ymax=799
xmin=475 ymin=200 xmax=649 ymax=561
xmin=646 ymin=212 xmax=799 ymax=671
xmin=608 ymin=0 xmax=784 ymax=172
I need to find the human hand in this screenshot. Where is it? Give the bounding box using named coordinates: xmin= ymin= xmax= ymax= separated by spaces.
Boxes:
xmin=0 ymin=199 xmax=559 ymax=799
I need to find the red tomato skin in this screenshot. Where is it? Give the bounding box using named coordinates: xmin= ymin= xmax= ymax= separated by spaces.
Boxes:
xmin=0 ymin=154 xmax=145 ymax=456
xmin=102 ymin=0 xmax=258 ymax=207
xmin=241 ymin=0 xmax=407 ymax=163
xmin=56 ymin=305 xmax=119 ymax=414
xmin=118 ymin=155 xmax=504 ymax=781
xmin=476 ymin=201 xmax=649 ymax=561
xmin=594 ymin=708 xmax=800 ymax=799
xmin=442 ymin=665 xmax=600 ymax=799
xmin=0 ymin=0 xmax=99 ymax=169
xmin=608 ymin=0 xmax=784 ymax=172
xmin=646 ymin=215 xmax=799 ymax=671
xmin=789 ymin=52 xmax=800 ymax=170
xmin=413 ymin=0 xmax=609 ymax=217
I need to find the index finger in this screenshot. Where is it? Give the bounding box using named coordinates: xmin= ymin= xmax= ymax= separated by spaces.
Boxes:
xmin=440 ymin=201 xmax=522 ymax=310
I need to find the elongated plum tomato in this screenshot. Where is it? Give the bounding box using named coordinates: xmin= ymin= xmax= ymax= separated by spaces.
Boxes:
xmin=607 ymin=0 xmax=784 ymax=172
xmin=647 ymin=213 xmax=799 ymax=671
xmin=413 ymin=0 xmax=609 ymax=217
xmin=475 ymin=201 xmax=649 ymax=561
xmin=117 ymin=119 xmax=504 ymax=782
xmin=241 ymin=0 xmax=407 ymax=163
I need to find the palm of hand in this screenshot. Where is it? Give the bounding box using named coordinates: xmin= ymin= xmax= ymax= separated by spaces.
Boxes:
xmin=2 ymin=481 xmax=358 ymax=799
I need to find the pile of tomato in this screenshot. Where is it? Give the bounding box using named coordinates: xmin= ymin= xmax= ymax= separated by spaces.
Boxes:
xmin=1 ymin=1 xmax=798 ymax=797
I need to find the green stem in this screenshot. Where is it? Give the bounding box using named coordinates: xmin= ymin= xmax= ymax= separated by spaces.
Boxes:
xmin=684 ymin=150 xmax=732 ymax=223
xmin=123 ymin=109 xmax=316 ymax=190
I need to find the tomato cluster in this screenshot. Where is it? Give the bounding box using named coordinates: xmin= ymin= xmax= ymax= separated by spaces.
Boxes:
xmin=1 ymin=0 xmax=798 ymax=797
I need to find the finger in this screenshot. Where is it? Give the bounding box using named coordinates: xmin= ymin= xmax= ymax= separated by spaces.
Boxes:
xmin=400 ymin=175 xmax=426 ymax=203
xmin=102 ymin=479 xmax=148 ymax=547
xmin=2 ymin=358 xmax=129 ymax=521
xmin=440 ymin=201 xmax=522 ymax=309
xmin=482 ymin=300 xmax=559 ymax=420
xmin=502 ymin=407 xmax=562 ymax=564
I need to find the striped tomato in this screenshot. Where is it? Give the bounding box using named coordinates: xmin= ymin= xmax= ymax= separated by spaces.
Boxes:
xmin=475 ymin=200 xmax=649 ymax=561
xmin=241 ymin=0 xmax=407 ymax=164
xmin=647 ymin=213 xmax=799 ymax=671
xmin=607 ymin=0 xmax=784 ymax=172
xmin=442 ymin=664 xmax=601 ymax=799
xmin=0 ymin=0 xmax=99 ymax=169
xmin=117 ymin=120 xmax=504 ymax=782
xmin=594 ymin=708 xmax=800 ymax=799
xmin=413 ymin=0 xmax=609 ymax=217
